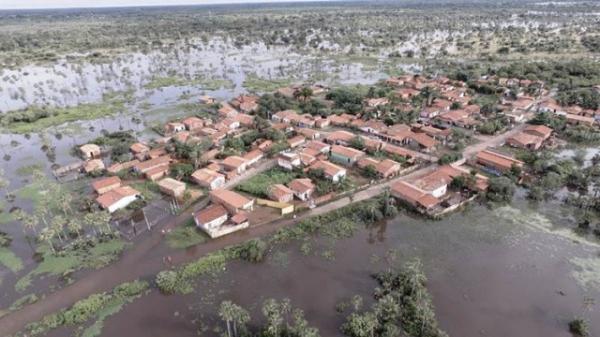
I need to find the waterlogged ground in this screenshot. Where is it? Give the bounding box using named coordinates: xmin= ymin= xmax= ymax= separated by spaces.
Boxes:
xmin=0 ymin=37 xmax=415 ymax=113
xmin=40 ymin=192 xmax=598 ymax=337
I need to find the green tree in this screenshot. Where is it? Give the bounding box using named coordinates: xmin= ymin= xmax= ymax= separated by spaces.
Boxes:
xmin=343 ymin=312 xmax=378 ymax=337
xmin=219 ymin=301 xmax=251 ymax=337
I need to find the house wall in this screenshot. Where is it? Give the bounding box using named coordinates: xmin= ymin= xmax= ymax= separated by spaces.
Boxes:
xmin=210 ymin=177 xmax=226 ymax=190
xmin=431 ymin=185 xmax=447 ymax=198
xmin=107 ymin=195 xmax=138 ymax=213
xmin=196 ymin=214 xmax=228 ymax=230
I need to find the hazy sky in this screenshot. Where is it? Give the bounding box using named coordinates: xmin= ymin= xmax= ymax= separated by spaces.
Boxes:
xmin=0 ymin=0 xmax=326 ymax=10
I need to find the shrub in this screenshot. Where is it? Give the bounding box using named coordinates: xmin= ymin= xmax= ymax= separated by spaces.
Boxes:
xmin=235 ymin=239 xmax=268 ymax=263
xmin=569 ymin=318 xmax=589 ymax=337
xmin=155 ymin=270 xmax=180 ymax=294
xmin=486 ymin=176 xmax=515 ymax=203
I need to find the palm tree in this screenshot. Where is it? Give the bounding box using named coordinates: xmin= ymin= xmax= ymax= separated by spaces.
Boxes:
xmin=51 ymin=215 xmax=66 ymax=242
xmin=22 ymin=213 xmax=39 ymax=235
xmin=219 ymin=301 xmax=235 ymax=337
xmin=67 ymin=218 xmax=83 ymax=237
xmin=39 ymin=227 xmax=56 ymax=254
xmin=262 ymin=298 xmax=284 ymax=337
xmin=299 ymin=87 xmax=313 ymax=101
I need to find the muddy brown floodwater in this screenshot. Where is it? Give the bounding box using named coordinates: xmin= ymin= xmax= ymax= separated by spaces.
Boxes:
xmin=47 ymin=191 xmax=597 ymax=337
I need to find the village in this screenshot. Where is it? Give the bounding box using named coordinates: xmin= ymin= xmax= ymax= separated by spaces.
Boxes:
xmin=63 ymin=72 xmax=595 ymax=242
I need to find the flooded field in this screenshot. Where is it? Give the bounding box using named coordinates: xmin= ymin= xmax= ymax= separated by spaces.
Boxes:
xmin=47 ymin=192 xmax=599 ymax=337
xmin=0 ymin=40 xmax=415 ymax=319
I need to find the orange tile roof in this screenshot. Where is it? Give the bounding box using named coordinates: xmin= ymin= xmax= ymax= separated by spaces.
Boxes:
xmin=96 ymin=186 xmax=140 ymax=209
xmin=331 ymin=145 xmax=365 ymax=159
xmin=195 ymin=204 xmax=228 ymax=224
xmin=288 ymin=178 xmax=315 ymax=194
xmin=222 ymin=156 xmax=246 ymax=169
xmin=91 ymin=176 xmax=121 ymax=193
xmin=210 ymin=189 xmax=253 ymax=209
xmin=310 ymin=160 xmax=346 ymax=178
xmin=192 ymin=168 xmax=224 ymax=184
xmin=134 ymin=156 xmax=171 ymax=173
xmin=476 ymin=150 xmax=524 ymax=172
xmin=269 ymin=184 xmax=294 ymax=200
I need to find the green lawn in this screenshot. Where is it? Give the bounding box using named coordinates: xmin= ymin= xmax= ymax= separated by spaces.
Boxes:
xmin=235 ymin=168 xmax=299 ymax=198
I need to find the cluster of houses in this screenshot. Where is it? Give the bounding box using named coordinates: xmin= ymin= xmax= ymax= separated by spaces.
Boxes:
xmin=73 ymin=71 xmax=599 ymax=236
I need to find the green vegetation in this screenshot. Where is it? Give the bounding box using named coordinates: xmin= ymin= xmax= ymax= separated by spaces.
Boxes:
xmin=437 ymin=152 xmax=462 ymax=165
xmin=165 ymin=218 xmax=209 ymax=249
xmin=8 ymin=293 xmax=39 ymax=312
xmin=0 ymin=246 xmax=24 ymax=273
xmin=0 ymin=91 xmax=133 ymax=133
xmin=243 ymin=74 xmax=294 ymax=93
xmin=22 ymin=280 xmax=148 ymax=337
xmin=341 ymin=259 xmax=447 ymax=337
xmin=233 ymin=238 xmax=268 ymax=263
xmin=16 ymin=164 xmax=44 ymax=176
xmin=236 ymin=168 xmax=299 ymax=198
xmin=271 ymin=193 xmax=397 ymax=244
xmin=217 ymin=298 xmax=319 ymax=337
xmin=486 ymin=176 xmax=516 ymax=203
xmin=155 ymin=250 xmax=234 ymax=294
xmin=144 ymin=75 xmax=234 ymax=90
xmin=15 ymin=237 xmax=127 ymax=292
xmin=531 ymin=113 xmax=600 ymax=145
xmin=569 ymin=318 xmax=590 ymax=337
xmin=89 ymin=131 xmax=136 ymax=162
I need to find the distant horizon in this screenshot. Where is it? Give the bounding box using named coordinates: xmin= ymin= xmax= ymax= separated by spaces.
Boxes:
xmin=0 ymin=0 xmax=335 ymax=11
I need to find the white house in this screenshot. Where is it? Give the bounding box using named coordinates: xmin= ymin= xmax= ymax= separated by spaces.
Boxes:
xmin=277 ymin=152 xmax=301 ymax=170
xmin=96 ymin=186 xmax=141 ymax=213
xmin=194 ymin=204 xmax=229 ymax=236
xmin=288 ymin=178 xmax=315 ymax=201
xmin=191 ymin=168 xmax=226 ymax=190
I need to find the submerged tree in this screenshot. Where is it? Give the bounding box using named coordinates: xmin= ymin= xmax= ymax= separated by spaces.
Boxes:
xmin=219 ymin=301 xmax=250 ymax=337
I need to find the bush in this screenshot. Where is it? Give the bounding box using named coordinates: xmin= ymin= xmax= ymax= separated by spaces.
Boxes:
xmin=438 ymin=152 xmax=462 ymax=165
xmin=155 ymin=270 xmax=180 ymax=294
xmin=486 ymin=176 xmax=515 ymax=203
xmin=569 ymin=318 xmax=589 ymax=337
xmin=235 ymin=239 xmax=268 ymax=263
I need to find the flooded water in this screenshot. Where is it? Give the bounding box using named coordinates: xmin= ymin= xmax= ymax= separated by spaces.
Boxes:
xmin=85 ymin=193 xmax=599 ymax=337
xmin=0 ymin=37 xmax=416 ymax=315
